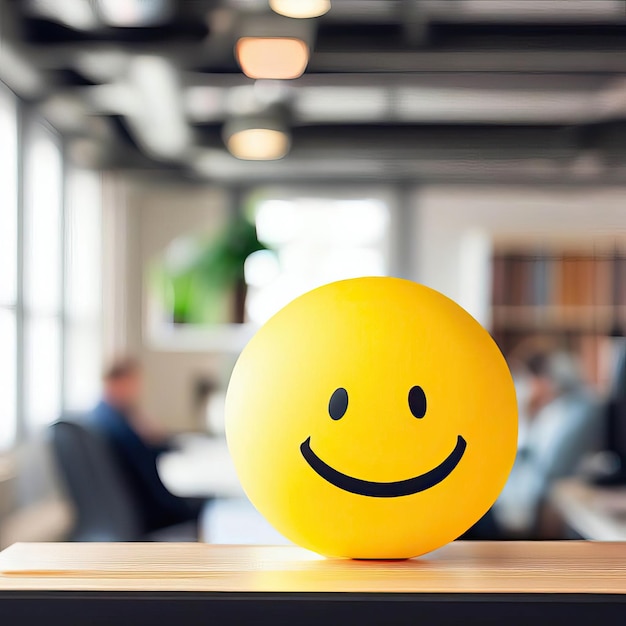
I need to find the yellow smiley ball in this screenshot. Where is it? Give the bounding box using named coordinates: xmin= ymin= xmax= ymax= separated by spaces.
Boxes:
xmin=225 ymin=277 xmax=517 ymax=559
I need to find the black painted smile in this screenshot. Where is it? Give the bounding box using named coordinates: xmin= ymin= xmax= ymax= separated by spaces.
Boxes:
xmin=300 ymin=435 xmax=467 ymax=498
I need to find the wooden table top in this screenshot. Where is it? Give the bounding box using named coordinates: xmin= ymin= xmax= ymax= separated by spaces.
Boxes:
xmin=1 ymin=542 xmax=626 ymax=595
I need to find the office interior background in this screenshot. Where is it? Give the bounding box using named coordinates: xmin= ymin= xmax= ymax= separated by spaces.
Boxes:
xmin=1 ymin=0 xmax=626 ymax=547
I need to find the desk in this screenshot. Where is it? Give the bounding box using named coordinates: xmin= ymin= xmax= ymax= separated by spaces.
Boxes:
xmin=1 ymin=542 xmax=626 ymax=625
xmin=158 ymin=435 xmax=244 ymax=498
xmin=551 ymin=479 xmax=626 ymax=541
xmin=157 ymin=436 xmax=287 ymax=543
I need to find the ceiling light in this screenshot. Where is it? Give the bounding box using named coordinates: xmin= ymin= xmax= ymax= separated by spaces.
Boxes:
xmin=236 ymin=37 xmax=309 ymax=80
xmin=227 ymin=129 xmax=290 ymax=161
xmin=270 ymin=0 xmax=331 ymax=19
xmin=223 ymin=118 xmax=290 ymax=161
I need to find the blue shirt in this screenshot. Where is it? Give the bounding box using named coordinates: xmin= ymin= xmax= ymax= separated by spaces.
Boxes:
xmin=89 ymin=400 xmax=196 ymax=532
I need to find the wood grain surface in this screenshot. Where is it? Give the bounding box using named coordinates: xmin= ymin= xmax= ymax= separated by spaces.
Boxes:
xmin=1 ymin=542 xmax=625 ymax=594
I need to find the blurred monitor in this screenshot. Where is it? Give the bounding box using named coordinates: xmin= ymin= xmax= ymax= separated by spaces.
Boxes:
xmin=599 ymin=341 xmax=626 ymax=484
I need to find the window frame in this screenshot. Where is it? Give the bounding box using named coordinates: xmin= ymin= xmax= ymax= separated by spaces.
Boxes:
xmin=0 ymin=81 xmax=20 ymax=450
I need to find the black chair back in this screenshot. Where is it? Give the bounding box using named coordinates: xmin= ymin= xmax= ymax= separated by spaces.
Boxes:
xmin=50 ymin=420 xmax=143 ymax=541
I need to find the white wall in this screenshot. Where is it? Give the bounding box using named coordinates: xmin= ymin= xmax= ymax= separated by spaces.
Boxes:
xmin=103 ymin=175 xmax=232 ymax=430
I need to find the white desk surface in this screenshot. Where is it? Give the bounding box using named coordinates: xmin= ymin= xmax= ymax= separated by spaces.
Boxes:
xmin=158 ymin=435 xmax=244 ymax=498
xmin=550 ymin=478 xmax=626 ymax=541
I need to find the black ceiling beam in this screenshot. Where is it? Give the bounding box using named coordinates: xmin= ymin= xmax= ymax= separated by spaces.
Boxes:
xmin=193 ymin=123 xmax=581 ymax=156
xmin=309 ymin=50 xmax=626 ymax=74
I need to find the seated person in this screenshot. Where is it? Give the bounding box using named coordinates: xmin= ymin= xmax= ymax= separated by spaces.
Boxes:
xmin=465 ymin=342 xmax=601 ymax=539
xmin=89 ymin=357 xmax=202 ymax=534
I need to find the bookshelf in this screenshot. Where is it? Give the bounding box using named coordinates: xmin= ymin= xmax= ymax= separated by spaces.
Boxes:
xmin=491 ymin=246 xmax=626 ymax=389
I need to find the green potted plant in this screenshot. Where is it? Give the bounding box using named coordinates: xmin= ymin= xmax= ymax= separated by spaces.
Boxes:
xmin=152 ymin=210 xmax=270 ymax=325
xmin=193 ymin=212 xmax=269 ymax=323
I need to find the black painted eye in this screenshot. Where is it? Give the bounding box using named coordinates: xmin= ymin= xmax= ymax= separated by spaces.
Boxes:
xmin=329 ymin=388 xmax=348 ymax=420
xmin=408 ymin=386 xmax=427 ymax=419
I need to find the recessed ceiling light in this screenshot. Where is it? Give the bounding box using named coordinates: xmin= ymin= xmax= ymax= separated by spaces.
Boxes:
xmin=269 ymin=0 xmax=331 ymax=19
xmin=236 ymin=37 xmax=309 ymax=80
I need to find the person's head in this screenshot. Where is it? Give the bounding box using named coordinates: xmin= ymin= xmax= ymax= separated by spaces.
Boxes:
xmin=102 ymin=357 xmax=142 ymax=410
xmin=510 ymin=339 xmax=583 ymax=417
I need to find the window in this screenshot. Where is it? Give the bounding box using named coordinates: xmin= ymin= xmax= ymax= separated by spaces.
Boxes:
xmin=0 ymin=81 xmax=104 ymax=446
xmin=24 ymin=316 xmax=62 ymax=428
xmin=0 ymin=84 xmax=18 ymax=450
xmin=64 ymin=169 xmax=103 ymax=411
xmin=0 ymin=311 xmax=17 ymax=451
xmin=246 ymin=196 xmax=390 ymax=325
xmin=23 ymin=123 xmax=63 ymax=429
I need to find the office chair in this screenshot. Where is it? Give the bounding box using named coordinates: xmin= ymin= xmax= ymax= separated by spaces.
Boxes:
xmin=50 ymin=419 xmax=145 ymax=541
xmin=50 ymin=419 xmax=200 ymax=542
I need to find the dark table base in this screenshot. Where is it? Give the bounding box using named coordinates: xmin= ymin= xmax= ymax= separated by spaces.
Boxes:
xmin=1 ymin=592 xmax=625 ymax=626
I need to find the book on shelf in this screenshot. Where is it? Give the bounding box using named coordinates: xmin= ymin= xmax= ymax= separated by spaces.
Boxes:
xmin=594 ymin=257 xmax=613 ymax=307
xmin=492 ymin=251 xmax=626 ymax=311
xmin=616 ymin=256 xmax=626 ymax=307
xmin=491 ymin=249 xmax=626 ymax=389
xmin=530 ymin=254 xmax=550 ymax=307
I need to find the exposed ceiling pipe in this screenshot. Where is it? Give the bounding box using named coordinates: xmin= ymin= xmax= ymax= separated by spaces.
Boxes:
xmin=25 ymin=0 xmax=175 ymax=29
xmin=189 ymin=148 xmax=615 ymax=185
xmin=323 ymin=0 xmax=626 ymax=23
xmin=0 ymin=0 xmax=47 ymax=97
xmin=26 ymin=0 xmax=99 ymax=30
xmin=96 ymin=0 xmax=173 ymax=27
xmin=456 ymin=0 xmax=626 ymax=21
xmin=123 ymin=56 xmax=192 ymax=161
xmin=0 ymin=44 xmax=45 ymax=98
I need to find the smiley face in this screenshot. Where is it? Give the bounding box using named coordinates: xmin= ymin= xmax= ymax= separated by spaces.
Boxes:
xmin=300 ymin=385 xmax=467 ymax=497
xmin=226 ymin=277 xmax=517 ymax=559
